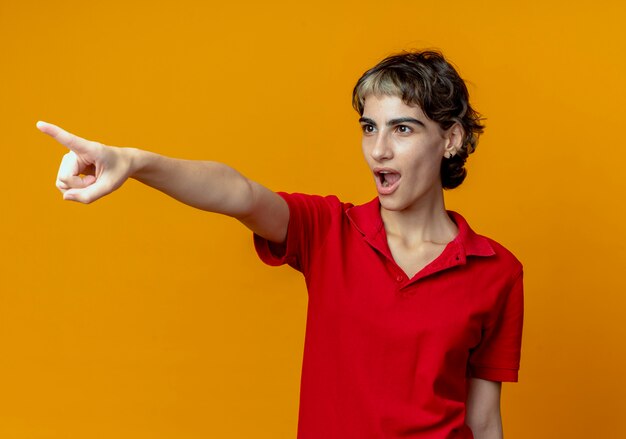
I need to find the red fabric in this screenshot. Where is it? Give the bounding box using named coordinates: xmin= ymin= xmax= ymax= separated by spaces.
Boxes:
xmin=254 ymin=193 xmax=524 ymax=439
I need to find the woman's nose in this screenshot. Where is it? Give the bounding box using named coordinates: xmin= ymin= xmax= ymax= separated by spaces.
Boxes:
xmin=370 ymin=133 xmax=393 ymax=161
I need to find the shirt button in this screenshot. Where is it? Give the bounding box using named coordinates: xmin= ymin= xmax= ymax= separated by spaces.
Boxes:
xmin=396 ymin=275 xmax=404 ymax=282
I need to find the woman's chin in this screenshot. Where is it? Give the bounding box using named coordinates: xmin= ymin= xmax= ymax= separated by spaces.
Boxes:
xmin=378 ymin=195 xmax=408 ymax=212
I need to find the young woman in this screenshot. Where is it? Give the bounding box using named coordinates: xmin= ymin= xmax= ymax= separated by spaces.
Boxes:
xmin=38 ymin=50 xmax=524 ymax=439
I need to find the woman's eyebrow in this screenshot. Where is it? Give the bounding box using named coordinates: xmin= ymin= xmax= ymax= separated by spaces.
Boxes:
xmin=358 ymin=116 xmax=425 ymax=127
xmin=359 ymin=117 xmax=376 ymax=125
xmin=387 ymin=117 xmax=425 ymax=127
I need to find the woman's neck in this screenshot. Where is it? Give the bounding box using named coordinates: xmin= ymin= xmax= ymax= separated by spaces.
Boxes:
xmin=380 ymin=195 xmax=459 ymax=247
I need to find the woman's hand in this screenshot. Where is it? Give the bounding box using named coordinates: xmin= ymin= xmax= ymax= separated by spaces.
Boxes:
xmin=37 ymin=121 xmax=134 ymax=203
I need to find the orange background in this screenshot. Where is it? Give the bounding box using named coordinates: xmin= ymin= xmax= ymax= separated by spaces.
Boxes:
xmin=2 ymin=0 xmax=625 ymax=437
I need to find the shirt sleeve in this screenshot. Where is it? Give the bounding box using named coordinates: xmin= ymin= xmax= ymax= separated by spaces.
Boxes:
xmin=467 ymin=268 xmax=524 ymax=382
xmin=253 ymin=192 xmax=340 ymax=275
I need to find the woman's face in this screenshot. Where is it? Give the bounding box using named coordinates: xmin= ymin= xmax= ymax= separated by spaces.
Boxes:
xmin=359 ymin=94 xmax=459 ymax=213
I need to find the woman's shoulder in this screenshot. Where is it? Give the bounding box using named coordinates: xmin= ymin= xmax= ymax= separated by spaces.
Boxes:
xmin=451 ymin=210 xmax=523 ymax=277
xmin=479 ymin=233 xmax=524 ymax=277
xmin=277 ymin=191 xmax=356 ymax=212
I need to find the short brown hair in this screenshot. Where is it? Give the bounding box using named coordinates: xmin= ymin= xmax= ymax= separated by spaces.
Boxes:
xmin=352 ymin=49 xmax=485 ymax=189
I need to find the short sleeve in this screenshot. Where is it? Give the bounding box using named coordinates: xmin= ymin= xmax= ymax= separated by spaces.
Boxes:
xmin=253 ymin=192 xmax=340 ymax=274
xmin=467 ymin=268 xmax=524 ymax=382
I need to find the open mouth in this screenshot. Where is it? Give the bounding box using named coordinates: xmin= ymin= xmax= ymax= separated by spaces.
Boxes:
xmin=375 ymin=170 xmax=401 ymax=194
xmin=378 ymin=171 xmax=400 ymax=188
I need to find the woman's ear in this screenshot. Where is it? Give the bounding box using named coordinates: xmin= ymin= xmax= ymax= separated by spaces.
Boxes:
xmin=443 ymin=123 xmax=465 ymax=158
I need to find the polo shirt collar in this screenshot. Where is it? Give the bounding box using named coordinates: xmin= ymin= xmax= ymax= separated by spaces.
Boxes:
xmin=346 ymin=197 xmax=495 ymax=266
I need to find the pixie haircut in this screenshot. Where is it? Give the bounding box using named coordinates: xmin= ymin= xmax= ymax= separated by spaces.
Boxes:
xmin=352 ymin=50 xmax=485 ymax=189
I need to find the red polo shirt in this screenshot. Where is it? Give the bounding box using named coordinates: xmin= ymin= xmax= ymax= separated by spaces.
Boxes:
xmin=254 ymin=193 xmax=524 ymax=439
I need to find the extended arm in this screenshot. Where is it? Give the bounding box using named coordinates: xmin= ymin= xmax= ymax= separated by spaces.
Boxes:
xmin=37 ymin=121 xmax=289 ymax=243
xmin=465 ymin=378 xmax=503 ymax=439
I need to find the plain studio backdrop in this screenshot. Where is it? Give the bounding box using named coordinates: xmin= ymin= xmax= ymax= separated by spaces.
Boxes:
xmin=1 ymin=0 xmax=625 ymax=437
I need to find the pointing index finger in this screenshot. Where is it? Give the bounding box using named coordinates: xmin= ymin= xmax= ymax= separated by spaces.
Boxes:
xmin=36 ymin=121 xmax=93 ymax=154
